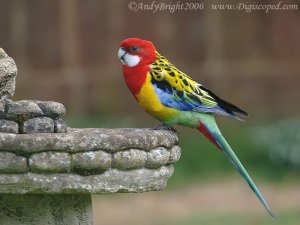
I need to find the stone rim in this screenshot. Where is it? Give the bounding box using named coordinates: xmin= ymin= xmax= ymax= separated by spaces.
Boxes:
xmin=0 ymin=128 xmax=180 ymax=194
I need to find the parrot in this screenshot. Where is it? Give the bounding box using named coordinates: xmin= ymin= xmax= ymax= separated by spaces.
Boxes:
xmin=118 ymin=37 xmax=274 ymax=218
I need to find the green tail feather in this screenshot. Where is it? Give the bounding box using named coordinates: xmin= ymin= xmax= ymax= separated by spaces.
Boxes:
xmin=213 ymin=131 xmax=275 ymax=219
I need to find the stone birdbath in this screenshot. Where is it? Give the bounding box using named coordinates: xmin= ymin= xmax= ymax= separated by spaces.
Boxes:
xmin=0 ymin=48 xmax=181 ymax=225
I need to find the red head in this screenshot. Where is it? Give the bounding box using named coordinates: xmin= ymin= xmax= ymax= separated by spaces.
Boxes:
xmin=118 ymin=38 xmax=156 ymax=67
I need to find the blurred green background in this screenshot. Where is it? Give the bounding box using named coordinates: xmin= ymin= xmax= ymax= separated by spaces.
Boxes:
xmin=1 ymin=0 xmax=300 ymax=224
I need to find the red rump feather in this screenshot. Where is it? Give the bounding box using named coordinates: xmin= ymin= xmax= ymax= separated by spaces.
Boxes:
xmin=197 ymin=121 xmax=221 ymax=150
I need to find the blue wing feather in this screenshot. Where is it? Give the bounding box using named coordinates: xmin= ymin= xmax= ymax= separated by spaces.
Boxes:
xmin=152 ymin=81 xmax=246 ymax=121
xmin=153 ymin=83 xmax=197 ymax=111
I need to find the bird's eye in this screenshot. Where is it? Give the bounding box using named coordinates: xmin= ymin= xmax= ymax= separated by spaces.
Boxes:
xmin=130 ymin=46 xmax=139 ymax=52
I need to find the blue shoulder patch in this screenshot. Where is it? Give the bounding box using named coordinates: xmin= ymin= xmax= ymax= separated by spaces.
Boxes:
xmin=153 ymin=83 xmax=198 ymax=111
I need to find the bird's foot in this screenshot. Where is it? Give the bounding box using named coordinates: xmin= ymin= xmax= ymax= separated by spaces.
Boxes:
xmin=150 ymin=123 xmax=178 ymax=134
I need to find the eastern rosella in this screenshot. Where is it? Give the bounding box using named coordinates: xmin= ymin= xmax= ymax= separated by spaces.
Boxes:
xmin=118 ymin=38 xmax=274 ymax=218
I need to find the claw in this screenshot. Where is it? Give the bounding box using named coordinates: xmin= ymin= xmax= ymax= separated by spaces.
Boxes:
xmin=150 ymin=123 xmax=178 ymax=134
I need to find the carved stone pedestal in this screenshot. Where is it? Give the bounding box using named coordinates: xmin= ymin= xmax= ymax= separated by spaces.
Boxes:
xmin=0 ymin=128 xmax=180 ymax=225
xmin=0 ymin=194 xmax=92 ymax=225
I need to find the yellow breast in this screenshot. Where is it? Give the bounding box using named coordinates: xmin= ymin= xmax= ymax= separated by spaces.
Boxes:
xmin=136 ymin=74 xmax=179 ymax=122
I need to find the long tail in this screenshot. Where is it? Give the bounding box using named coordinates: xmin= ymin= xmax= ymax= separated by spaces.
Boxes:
xmin=197 ymin=120 xmax=275 ymax=219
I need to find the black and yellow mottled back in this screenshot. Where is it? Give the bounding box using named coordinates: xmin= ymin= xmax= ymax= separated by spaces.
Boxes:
xmin=149 ymin=51 xmax=248 ymax=119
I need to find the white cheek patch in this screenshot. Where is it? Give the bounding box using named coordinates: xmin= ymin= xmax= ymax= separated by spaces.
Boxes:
xmin=123 ymin=54 xmax=141 ymax=67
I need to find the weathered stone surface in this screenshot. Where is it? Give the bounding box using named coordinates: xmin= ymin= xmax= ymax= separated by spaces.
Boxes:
xmin=5 ymin=100 xmax=43 ymax=122
xmin=0 ymin=49 xmax=17 ymax=98
xmin=0 ymin=128 xmax=178 ymax=153
xmin=168 ymin=145 xmax=181 ymax=164
xmin=0 ymin=48 xmax=8 ymax=59
xmin=0 ymin=128 xmax=179 ymax=194
xmin=0 ymin=101 xmax=5 ymax=116
xmin=0 ymin=194 xmax=92 ymax=225
xmin=0 ymin=119 xmax=18 ymax=133
xmin=146 ymin=147 xmax=170 ymax=168
xmin=54 ymin=118 xmax=67 ymax=133
xmin=0 ymin=166 xmax=174 ymax=194
xmin=0 ymin=99 xmax=67 ymax=133
xmin=34 ymin=101 xmax=66 ymax=118
xmin=0 ymin=152 xmax=27 ymax=173
xmin=112 ymin=149 xmax=147 ymax=169
xmin=72 ymin=151 xmax=111 ymax=173
xmin=22 ymin=117 xmax=54 ymax=134
xmin=29 ymin=152 xmax=71 ymax=173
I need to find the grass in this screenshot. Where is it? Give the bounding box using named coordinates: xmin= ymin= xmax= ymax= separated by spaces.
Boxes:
xmin=168 ymin=125 xmax=300 ymax=187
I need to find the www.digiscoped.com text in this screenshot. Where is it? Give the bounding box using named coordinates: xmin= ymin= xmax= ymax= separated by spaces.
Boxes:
xmin=128 ymin=1 xmax=298 ymax=13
